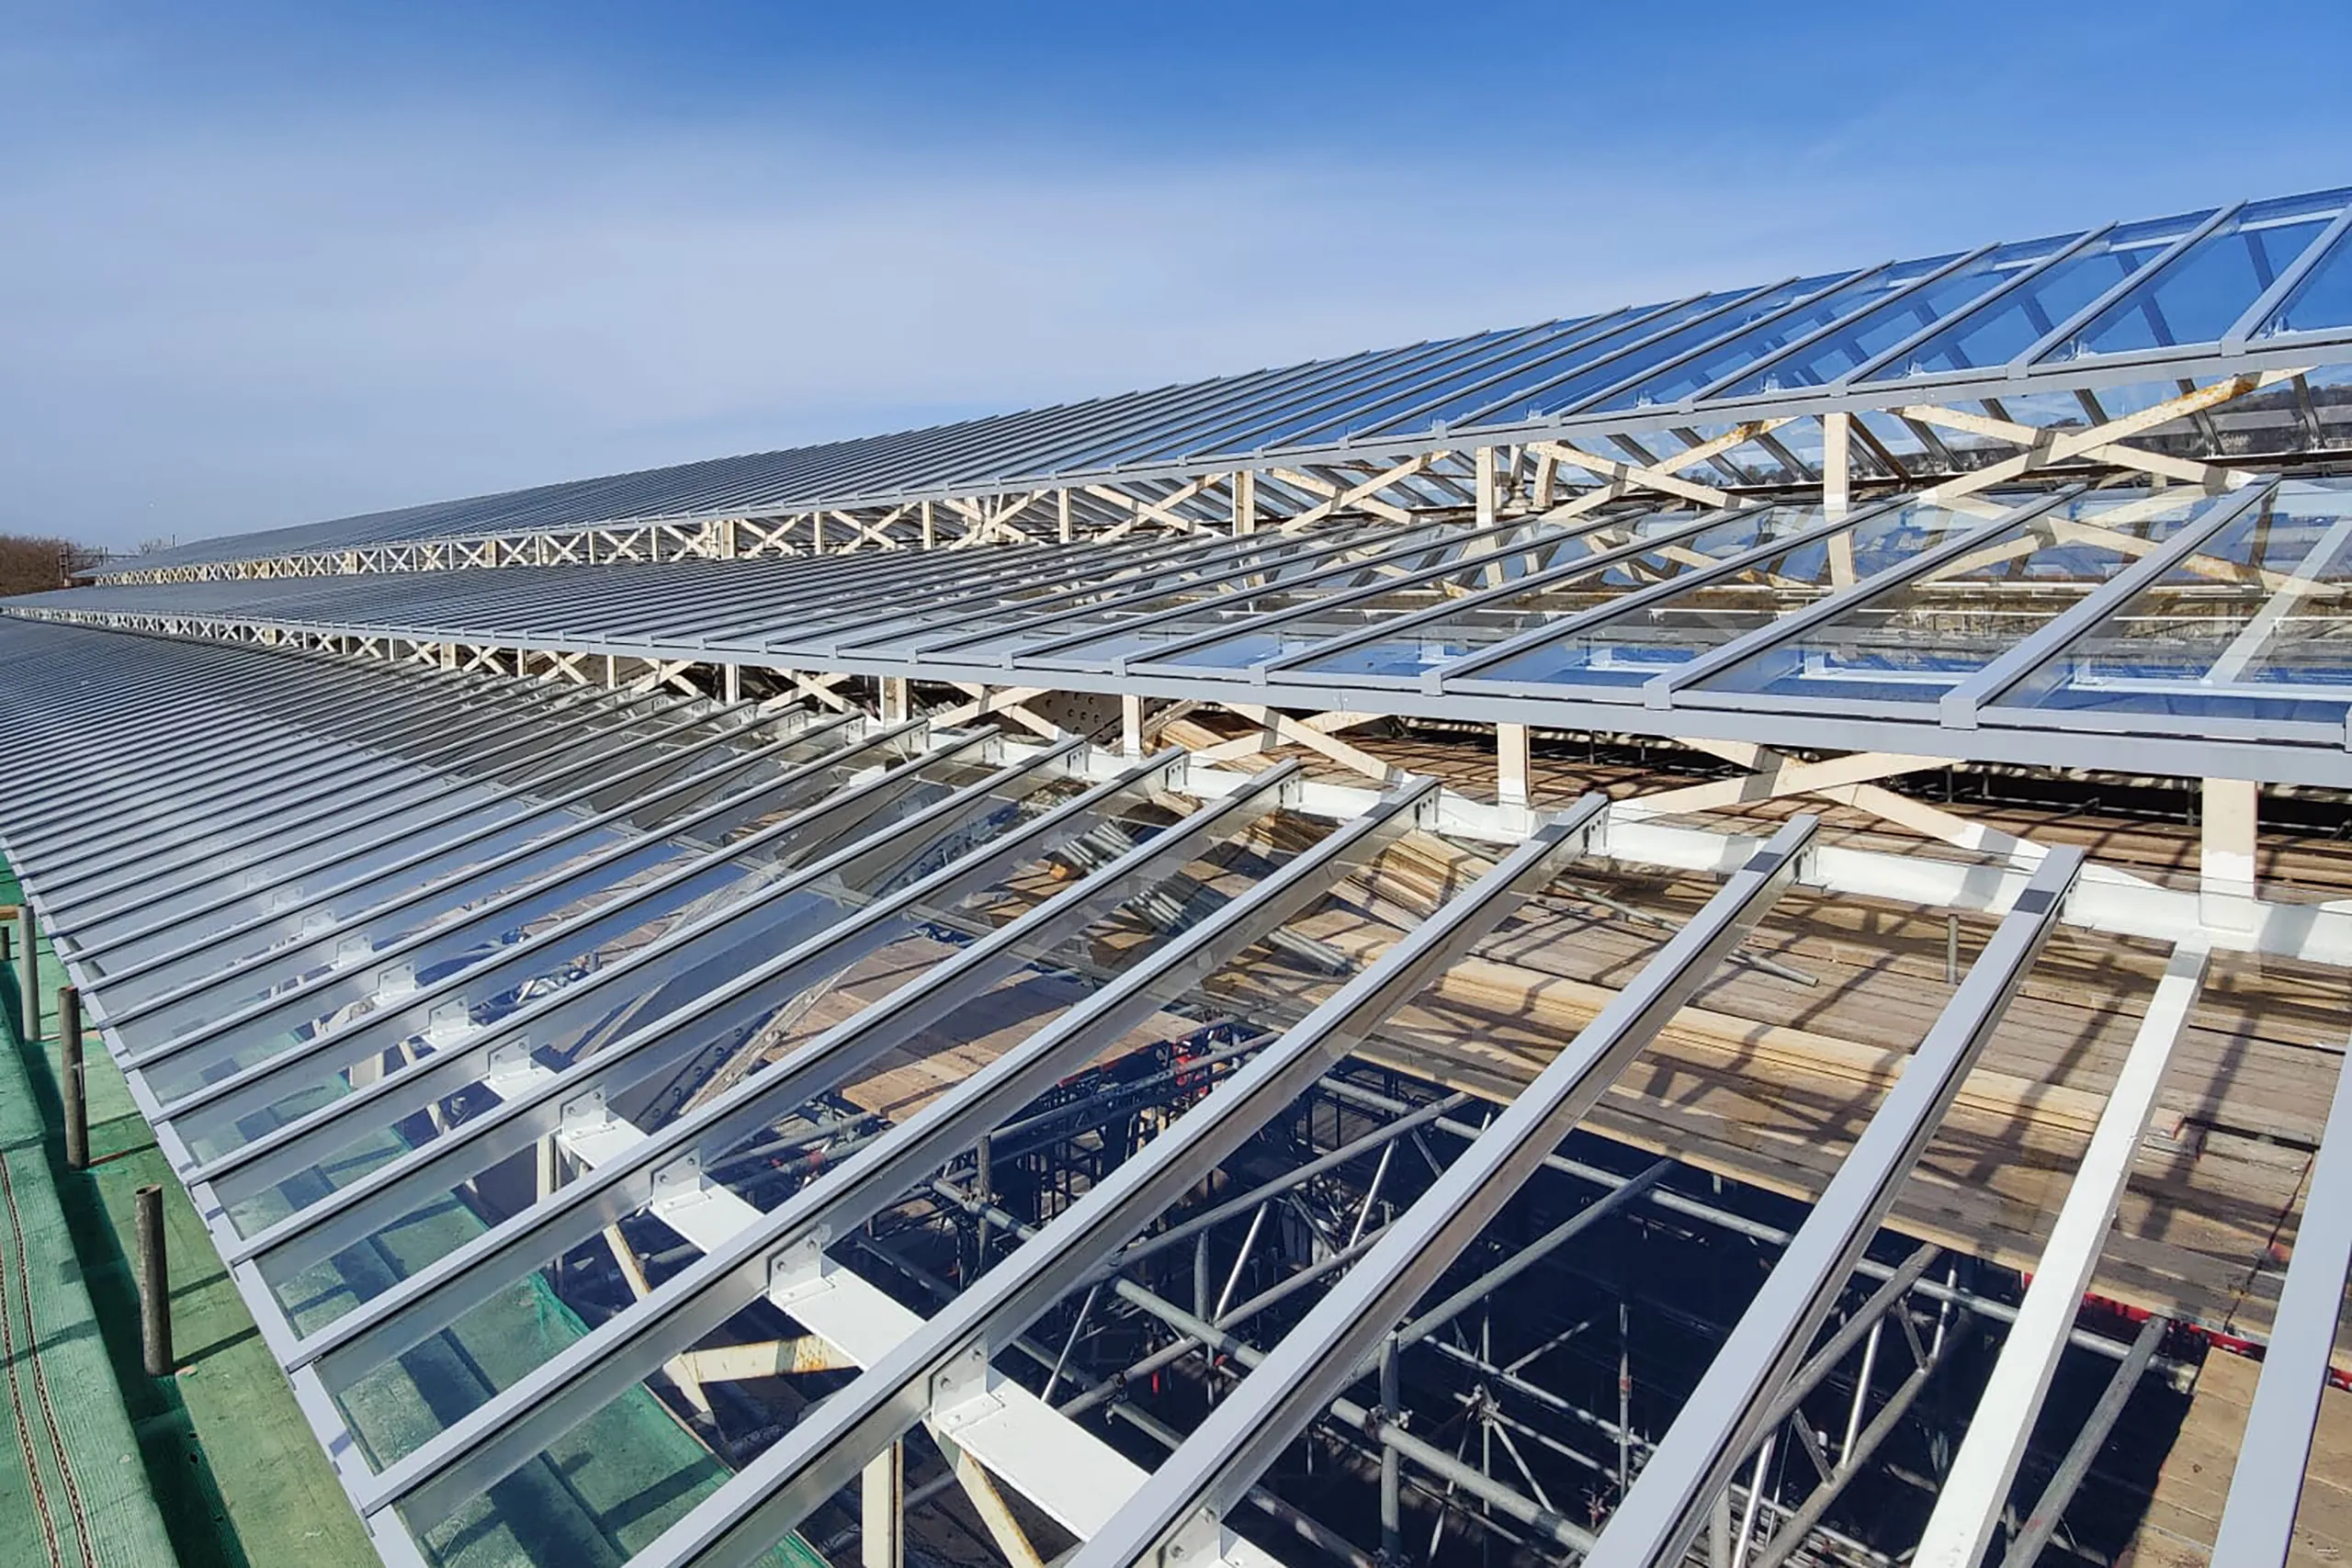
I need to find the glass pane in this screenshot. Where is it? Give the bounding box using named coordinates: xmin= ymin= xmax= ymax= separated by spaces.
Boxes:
xmin=1460 ymin=275 xmax=1851 ymax=424
xmin=1351 ymin=292 xmax=1749 ymax=438
xmin=1211 ymin=321 xmax=1598 ymax=453
xmin=1998 ymin=479 xmax=2352 ymax=724
xmin=1099 ymin=340 xmax=1465 ymax=467
xmin=2260 ymin=228 xmax=2352 ymax=337
xmin=1594 ymin=256 xmax=1960 ymax=412
xmin=1694 ymin=487 xmax=2235 ymax=705
xmin=2053 ymin=195 xmax=2346 ymax=358
xmin=845 ymin=532 xmax=1338 ymax=657
xmin=1861 ymin=214 xmax=2211 ymax=380
xmin=1055 ymin=519 xmax=1610 ymax=671
xmin=1290 ymin=507 xmax=1816 ymax=680
xmin=171 ymin=747 xmax=1040 ymax=1174
xmin=1459 ymin=494 xmax=2031 ymax=687
xmin=1714 ymin=238 xmax=2075 ymax=395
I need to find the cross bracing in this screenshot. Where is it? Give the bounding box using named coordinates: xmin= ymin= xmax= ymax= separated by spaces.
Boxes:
xmin=1 ymin=615 xmax=2347 ymax=1568
xmin=27 ymin=473 xmax=2352 ymax=787
xmin=91 ymin=186 xmax=2352 ymax=582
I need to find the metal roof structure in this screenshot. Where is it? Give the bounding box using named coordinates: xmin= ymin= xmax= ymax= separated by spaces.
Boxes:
xmin=26 ymin=475 xmax=2352 ymax=786
xmin=8 ymin=183 xmax=2352 ymax=1568
xmin=97 ymin=186 xmax=2352 ymax=581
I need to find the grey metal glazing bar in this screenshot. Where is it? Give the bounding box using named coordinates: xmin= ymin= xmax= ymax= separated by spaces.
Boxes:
xmin=1839 ymin=224 xmax=2120 ymax=387
xmin=289 ymin=750 xmax=1284 ymax=1391
xmin=365 ymin=773 xmax=1451 ymax=1532
xmin=2207 ymin=1042 xmax=2352 ymax=1568
xmin=196 ymin=738 xmax=1091 ymax=1240
xmin=162 ymin=726 xmax=1009 ymax=1152
xmin=2011 ymin=203 xmax=2245 ymax=371
xmin=116 ymin=718 xmax=981 ymax=1087
xmin=628 ymin=796 xmax=1613 ymax=1568
xmin=1939 ymin=481 xmax=2272 ymax=728
xmin=1645 ymin=487 xmax=2086 ymax=708
xmin=1581 ymin=845 xmax=2085 ymax=1568
xmin=66 ymin=692 xmax=725 ymax=957
xmin=1428 ymin=495 xmax=1913 ymax=690
xmin=1059 ymin=816 xmax=1819 ymax=1568
xmin=1255 ymin=505 xmax=1756 ymax=677
xmin=2224 ymin=207 xmax=2352 ymax=351
xmin=79 ymin=699 xmax=797 ymax=990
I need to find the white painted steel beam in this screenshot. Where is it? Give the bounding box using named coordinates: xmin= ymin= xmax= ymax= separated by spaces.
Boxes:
xmin=624 ymin=797 xmax=1614 ymax=1568
xmin=1581 ymin=845 xmax=2085 ymax=1568
xmin=1059 ymin=816 xmax=1818 ymax=1568
xmin=1914 ymin=939 xmax=2211 ymax=1568
xmin=2209 ymin=1043 xmax=2352 ymax=1567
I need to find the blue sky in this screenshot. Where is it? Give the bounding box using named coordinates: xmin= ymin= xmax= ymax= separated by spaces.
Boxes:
xmin=7 ymin=1 xmax=2352 ymax=549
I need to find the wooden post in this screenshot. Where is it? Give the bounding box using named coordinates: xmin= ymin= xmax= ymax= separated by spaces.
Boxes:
xmin=1823 ymin=411 xmax=1852 ymax=520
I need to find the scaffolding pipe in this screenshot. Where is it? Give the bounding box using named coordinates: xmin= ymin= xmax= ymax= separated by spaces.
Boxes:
xmin=14 ymin=902 xmax=34 ymax=1041
xmin=137 ymin=1183 xmax=172 ymax=1377
xmin=59 ymin=985 xmax=86 ymax=1171
xmin=947 ymin=1189 xmax=1600 ymax=1553
xmin=1315 ymin=1078 xmax=2176 ymax=1372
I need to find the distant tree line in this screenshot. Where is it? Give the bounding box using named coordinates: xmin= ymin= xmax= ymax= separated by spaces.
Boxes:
xmin=0 ymin=536 xmax=107 ymax=597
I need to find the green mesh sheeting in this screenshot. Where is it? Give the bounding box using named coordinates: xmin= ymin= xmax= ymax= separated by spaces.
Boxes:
xmin=0 ymin=865 xmax=181 ymax=1568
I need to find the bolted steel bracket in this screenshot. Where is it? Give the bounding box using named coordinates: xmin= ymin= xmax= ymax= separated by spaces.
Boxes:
xmin=927 ymin=1339 xmax=1001 ymax=1432
xmin=558 ymin=1087 xmax=608 ymax=1131
xmin=766 ymin=1232 xmax=833 ymax=1304
xmin=424 ymin=999 xmax=474 ymax=1045
xmin=1159 ymin=1506 xmax=1227 ymax=1568
xmin=649 ymin=1149 xmax=703 ymax=1206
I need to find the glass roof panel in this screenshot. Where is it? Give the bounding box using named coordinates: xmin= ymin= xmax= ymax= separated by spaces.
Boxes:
xmin=936 ymin=525 xmax=1451 ymax=659
xmin=1994 ymin=479 xmax=2352 ymax=724
xmin=1455 ymin=274 xmax=1853 ymax=425
xmin=1589 ymin=256 xmax=1961 ymax=412
xmin=1206 ymin=321 xmax=1601 ymax=454
xmin=1455 ymin=494 xmax=2027 ymax=688
xmin=1860 ymin=214 xmax=2211 ymax=380
xmin=1691 ymin=487 xmax=2238 ymax=706
xmin=1286 ymin=507 xmax=1815 ymax=681
xmin=2052 ymin=194 xmax=2348 ymax=360
xmin=1348 ymin=291 xmax=1751 ymax=439
xmin=1028 ymin=519 xmax=1605 ymax=671
xmin=302 ymin=802 xmax=1330 ymax=1460
xmin=2258 ymin=227 xmax=2352 ymax=338
xmin=1712 ymin=238 xmax=2075 ymax=396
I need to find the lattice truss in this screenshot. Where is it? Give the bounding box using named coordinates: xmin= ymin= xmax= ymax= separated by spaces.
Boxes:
xmin=27 ymin=467 xmax=2352 ymax=793
xmin=89 ymin=187 xmax=2352 ymax=586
